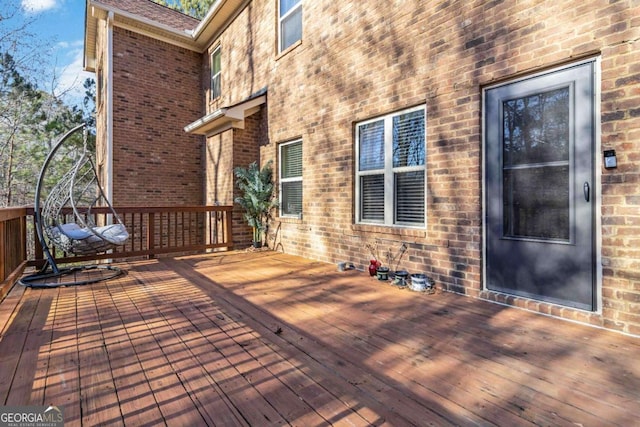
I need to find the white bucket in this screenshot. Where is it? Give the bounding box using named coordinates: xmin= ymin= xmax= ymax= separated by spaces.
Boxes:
xmin=410 ymin=274 xmax=432 ymax=292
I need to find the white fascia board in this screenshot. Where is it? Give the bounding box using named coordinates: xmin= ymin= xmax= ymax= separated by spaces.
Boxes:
xmin=191 ymin=0 xmax=250 ymax=51
xmin=191 ymin=0 xmax=225 ymax=38
xmin=183 ymin=109 xmax=228 ymax=134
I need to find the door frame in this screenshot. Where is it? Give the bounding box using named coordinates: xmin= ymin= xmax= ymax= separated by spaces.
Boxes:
xmin=481 ymin=57 xmax=603 ymax=313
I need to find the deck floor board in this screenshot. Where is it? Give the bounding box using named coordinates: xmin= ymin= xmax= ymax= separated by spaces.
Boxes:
xmin=0 ymin=251 xmax=638 ymax=426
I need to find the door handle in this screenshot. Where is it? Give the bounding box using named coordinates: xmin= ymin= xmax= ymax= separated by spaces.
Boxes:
xmin=583 ymin=182 xmax=590 ymax=202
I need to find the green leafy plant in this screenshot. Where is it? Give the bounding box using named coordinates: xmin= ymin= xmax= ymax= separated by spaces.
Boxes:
xmin=234 ymin=161 xmax=278 ymax=247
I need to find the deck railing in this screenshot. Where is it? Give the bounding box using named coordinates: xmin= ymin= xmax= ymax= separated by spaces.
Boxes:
xmin=0 ymin=207 xmax=29 ymax=300
xmin=0 ymin=205 xmax=234 ymax=299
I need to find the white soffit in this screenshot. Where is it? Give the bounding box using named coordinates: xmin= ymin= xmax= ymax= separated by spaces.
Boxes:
xmin=184 ymin=95 xmax=266 ymax=136
xmin=84 ymin=4 xmax=100 ymax=72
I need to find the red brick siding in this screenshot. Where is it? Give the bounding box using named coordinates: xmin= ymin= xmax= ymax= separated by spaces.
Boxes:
xmin=232 ymin=110 xmax=266 ymax=247
xmin=111 ymin=27 xmax=204 ymax=206
xmin=204 ymin=132 xmax=234 ymax=206
xmin=202 ymin=0 xmax=640 ymax=335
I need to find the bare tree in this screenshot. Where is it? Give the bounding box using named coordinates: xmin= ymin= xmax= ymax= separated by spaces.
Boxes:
xmin=0 ymin=0 xmax=48 ymax=79
xmin=0 ymin=1 xmax=93 ymax=207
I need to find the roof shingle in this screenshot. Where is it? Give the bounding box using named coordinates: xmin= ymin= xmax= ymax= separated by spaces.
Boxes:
xmin=95 ymin=0 xmax=201 ymax=32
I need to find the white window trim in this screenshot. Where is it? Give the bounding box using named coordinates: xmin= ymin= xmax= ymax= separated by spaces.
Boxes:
xmin=279 ymin=139 xmax=303 ymax=218
xmin=278 ymin=0 xmax=302 ymax=53
xmin=210 ymin=46 xmax=221 ymax=101
xmin=355 ymin=105 xmax=427 ymax=228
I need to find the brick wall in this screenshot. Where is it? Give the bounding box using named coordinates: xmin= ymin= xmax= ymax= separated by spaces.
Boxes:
xmin=111 ymin=27 xmax=204 ymax=206
xmin=203 ymin=107 xmax=268 ymax=247
xmin=233 ymin=109 xmax=267 ymax=247
xmin=197 ymin=0 xmax=640 ymax=335
xmin=204 ymin=132 xmax=234 ymax=206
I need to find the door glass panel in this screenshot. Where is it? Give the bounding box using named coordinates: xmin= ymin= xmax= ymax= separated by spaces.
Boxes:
xmin=503 ymin=87 xmax=570 ymax=166
xmin=502 ymin=86 xmax=572 ymax=242
xmin=503 ymin=165 xmax=570 ymax=240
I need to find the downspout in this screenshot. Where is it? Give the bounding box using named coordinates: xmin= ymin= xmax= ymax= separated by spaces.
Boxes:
xmin=106 ymin=11 xmax=114 ymax=204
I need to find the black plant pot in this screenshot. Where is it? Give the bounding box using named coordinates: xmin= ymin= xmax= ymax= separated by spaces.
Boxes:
xmin=252 ymin=241 xmax=262 ymax=249
xmin=393 ymin=270 xmax=409 ymax=287
xmin=376 ymin=267 xmax=390 ymax=281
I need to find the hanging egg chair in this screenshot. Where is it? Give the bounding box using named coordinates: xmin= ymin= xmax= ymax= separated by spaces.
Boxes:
xmin=20 ymin=123 xmax=129 ymax=287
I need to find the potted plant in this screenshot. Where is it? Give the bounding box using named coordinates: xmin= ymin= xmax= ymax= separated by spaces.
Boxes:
xmin=386 ymin=243 xmax=409 ymax=286
xmin=376 ymin=266 xmax=390 ymax=281
xmin=234 ymin=161 xmax=278 ymax=248
xmin=368 ymin=242 xmax=390 ymax=280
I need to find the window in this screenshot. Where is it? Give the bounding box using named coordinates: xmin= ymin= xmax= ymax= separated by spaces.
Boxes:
xmin=279 ymin=0 xmax=302 ymax=52
xmin=356 ymin=106 xmax=426 ymax=227
xmin=210 ymin=46 xmax=221 ymax=100
xmin=280 ymin=139 xmax=303 ymax=217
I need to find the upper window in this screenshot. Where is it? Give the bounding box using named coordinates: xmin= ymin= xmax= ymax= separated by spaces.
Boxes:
xmin=210 ymin=46 xmax=221 ymax=100
xmin=279 ymin=0 xmax=302 ymax=53
xmin=355 ymin=106 xmax=426 ymax=227
xmin=279 ymin=139 xmax=303 ymax=217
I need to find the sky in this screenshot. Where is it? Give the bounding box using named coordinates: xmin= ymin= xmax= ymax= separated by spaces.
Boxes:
xmin=17 ymin=0 xmax=93 ymax=106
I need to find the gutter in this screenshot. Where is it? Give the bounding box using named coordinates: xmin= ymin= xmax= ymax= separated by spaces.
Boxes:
xmin=190 ymin=0 xmax=225 ymax=39
xmin=106 ymin=10 xmax=114 ymax=203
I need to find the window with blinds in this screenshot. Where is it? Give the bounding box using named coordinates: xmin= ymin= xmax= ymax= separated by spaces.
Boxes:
xmin=356 ymin=106 xmax=426 ymax=227
xmin=280 ymin=139 xmax=302 ymax=217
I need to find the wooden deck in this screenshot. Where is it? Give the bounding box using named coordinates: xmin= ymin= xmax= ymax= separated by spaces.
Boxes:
xmin=1 ymin=251 xmax=638 ymax=426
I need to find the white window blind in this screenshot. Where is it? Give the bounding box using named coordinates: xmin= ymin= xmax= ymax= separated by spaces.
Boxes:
xmin=361 ymin=174 xmax=385 ymax=221
xmin=356 ymin=106 xmax=426 ymax=227
xmin=395 ymin=171 xmax=425 ymax=224
xmin=280 ymin=140 xmax=302 ymax=216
